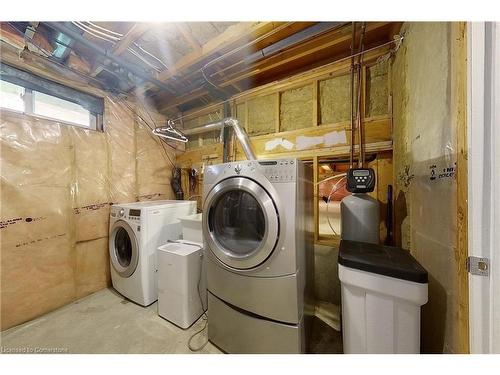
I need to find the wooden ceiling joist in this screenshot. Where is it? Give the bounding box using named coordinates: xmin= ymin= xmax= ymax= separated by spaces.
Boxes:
xmin=217 ymin=22 xmax=390 ymax=89
xmin=155 ymin=22 xmax=393 ymax=114
xmin=160 ymin=43 xmax=391 ymax=122
xmin=160 ymin=22 xmax=289 ymax=79
xmin=2 ymin=21 xmax=397 ymax=118
xmin=136 ymin=22 xmax=295 ymax=95
xmin=90 ymin=23 xmax=150 ymax=77
xmin=175 ymin=24 xmax=202 ymax=51
xmin=0 ymin=23 xmax=26 ymax=50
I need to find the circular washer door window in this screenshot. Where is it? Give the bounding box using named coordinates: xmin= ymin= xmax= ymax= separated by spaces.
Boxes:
xmin=203 ymin=177 xmax=279 ymax=270
xmin=109 ymin=221 xmax=139 ymax=277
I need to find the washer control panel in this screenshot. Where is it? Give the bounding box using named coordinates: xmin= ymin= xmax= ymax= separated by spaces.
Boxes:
xmin=257 ymin=159 xmax=296 ymax=183
xmin=110 ymin=207 xmax=141 ymax=221
xmin=209 ymin=159 xmax=298 ymax=184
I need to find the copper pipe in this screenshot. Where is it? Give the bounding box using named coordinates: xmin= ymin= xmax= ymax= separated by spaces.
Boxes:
xmin=349 ymin=22 xmax=356 ymax=169
xmin=356 ymin=22 xmax=366 ymax=168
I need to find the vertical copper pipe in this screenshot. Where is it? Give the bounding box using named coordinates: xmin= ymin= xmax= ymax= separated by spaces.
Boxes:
xmin=356 ymin=22 xmax=366 ymax=168
xmin=349 ymin=22 xmax=356 ymax=169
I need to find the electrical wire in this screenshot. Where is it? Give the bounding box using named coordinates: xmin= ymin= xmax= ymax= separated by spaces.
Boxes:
xmin=133 ymin=42 xmax=169 ymax=70
xmin=127 ymin=47 xmax=163 ymax=72
xmin=136 ymin=103 xmax=185 ymax=151
xmin=73 ymin=21 xmax=121 ymax=41
xmin=181 ymin=241 xmax=209 ymax=352
xmin=188 ymin=317 xmax=208 ymax=352
xmin=121 ymin=100 xmax=178 ymax=168
xmin=4 ymin=32 xmax=177 ymax=171
xmin=205 ymin=22 xmax=347 ymax=81
xmin=162 ymin=239 xmax=208 ymax=352
xmin=71 ymin=22 xmax=168 ymax=74
xmin=84 ymin=21 xmax=123 ymax=38
xmin=83 ymin=22 xmax=170 ymax=72
xmin=325 ymin=174 xmax=347 ymax=236
xmin=170 ymin=36 xmax=403 ymax=124
xmin=198 ymin=22 xmax=298 ymax=90
xmin=201 ymin=66 xmax=221 ymax=90
xmin=316 ymin=174 xmax=346 ymax=186
xmin=71 ymin=22 xmax=117 ymax=44
xmin=5 ymin=23 xmax=179 ymax=165
xmin=21 ymin=22 xmax=401 ymax=147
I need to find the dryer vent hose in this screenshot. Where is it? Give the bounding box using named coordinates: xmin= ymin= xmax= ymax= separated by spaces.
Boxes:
xmin=171 ymin=167 xmax=184 ymax=200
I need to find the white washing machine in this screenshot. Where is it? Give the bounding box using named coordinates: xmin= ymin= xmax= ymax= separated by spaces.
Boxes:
xmin=109 ymin=200 xmax=196 ymax=306
xmin=202 ymin=159 xmax=314 ymax=353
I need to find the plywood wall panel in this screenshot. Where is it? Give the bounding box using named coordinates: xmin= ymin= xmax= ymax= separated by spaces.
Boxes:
xmin=232 ymin=117 xmax=391 ymax=159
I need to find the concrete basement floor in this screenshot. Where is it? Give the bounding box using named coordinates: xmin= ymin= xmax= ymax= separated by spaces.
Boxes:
xmin=0 ymin=288 xmax=221 ymax=354
xmin=1 ymin=288 xmax=342 ymax=354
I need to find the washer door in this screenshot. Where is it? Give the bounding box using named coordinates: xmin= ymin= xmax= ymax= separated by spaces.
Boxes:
xmin=109 ymin=220 xmax=139 ymax=278
xmin=203 ymin=177 xmax=279 ymax=270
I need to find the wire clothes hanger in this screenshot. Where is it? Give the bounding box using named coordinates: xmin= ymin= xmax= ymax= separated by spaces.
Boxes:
xmin=152 ymin=120 xmax=189 ymax=143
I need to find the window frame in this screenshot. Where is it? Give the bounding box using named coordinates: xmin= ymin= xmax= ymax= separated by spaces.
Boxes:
xmin=0 ymin=82 xmax=102 ymax=131
xmin=0 ymin=64 xmax=104 ymax=132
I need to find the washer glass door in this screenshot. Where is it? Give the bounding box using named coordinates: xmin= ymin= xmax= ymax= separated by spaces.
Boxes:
xmin=211 ymin=190 xmax=264 ymax=254
xmin=109 ymin=220 xmax=139 ymax=277
xmin=204 ymin=177 xmax=279 ymax=269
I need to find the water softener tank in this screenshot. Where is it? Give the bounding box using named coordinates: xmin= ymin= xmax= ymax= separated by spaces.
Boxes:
xmin=341 ymin=193 xmax=380 ymax=244
xmin=341 ymin=168 xmax=380 ymax=244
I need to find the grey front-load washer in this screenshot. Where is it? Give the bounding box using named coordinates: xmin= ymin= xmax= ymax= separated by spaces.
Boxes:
xmin=202 ymin=159 xmax=314 ymax=353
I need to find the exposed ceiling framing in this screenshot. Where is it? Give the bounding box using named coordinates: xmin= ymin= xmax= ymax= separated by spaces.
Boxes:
xmin=89 ymin=23 xmax=150 ymax=77
xmin=0 ymin=21 xmax=401 ymax=117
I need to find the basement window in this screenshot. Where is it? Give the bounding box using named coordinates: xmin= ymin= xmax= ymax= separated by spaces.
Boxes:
xmin=32 ymin=91 xmax=95 ymax=128
xmin=0 ymin=63 xmax=103 ymax=131
xmin=0 ymin=80 xmax=25 ymax=112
